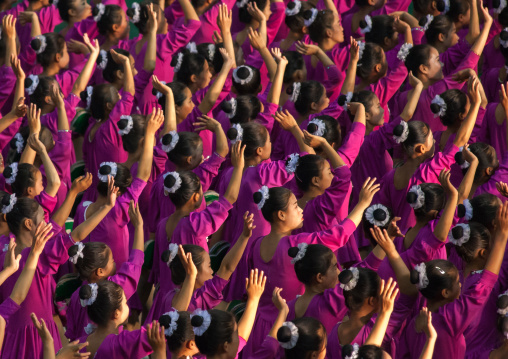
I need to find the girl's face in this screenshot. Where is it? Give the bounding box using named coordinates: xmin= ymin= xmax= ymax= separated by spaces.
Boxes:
xmin=448 ymin=272 xmax=462 ymax=301
xmin=58 ymin=43 xmax=70 ymax=69
xmin=70 ymin=0 xmax=92 ymax=21
xmin=282 ymin=194 xmax=304 ymax=229
xmin=385 ymin=29 xmax=399 ymax=51
xmin=258 ymin=128 xmax=272 ymax=160
xmin=425 ymin=47 xmax=444 ymax=81
xmin=154 ymin=4 xmax=168 ymax=34
xmin=313 ymin=87 xmax=330 ymax=113
xmin=114 ymin=11 xmax=130 ymax=39
xmin=329 ymin=13 xmax=344 ymax=44
xmin=116 ymin=292 xmax=130 ymax=325
xmin=367 ymin=95 xmax=385 ymax=127
xmin=29 ymin=206 xmax=46 ymax=236
xmin=421 ymin=130 xmax=436 ymax=160
xmin=225 ymin=322 xmax=240 ymax=359
xmin=320 ymin=255 xmax=339 ymax=289
xmin=443 ymin=24 xmax=459 ymax=49
xmin=29 ymin=170 xmax=45 ymax=198
xmin=101 ymin=248 xmax=117 ymax=278
xmin=316 ymin=160 xmax=333 ymax=192
xmin=176 ymin=87 xmax=195 ymax=120
xmin=196 ymin=252 xmax=214 ymax=287
xmin=195 ymin=61 xmax=212 ymax=89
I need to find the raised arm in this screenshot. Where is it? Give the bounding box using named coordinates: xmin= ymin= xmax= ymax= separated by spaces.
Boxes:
xmin=453 ymin=76 xmax=481 ymax=147
xmin=400 ymin=72 xmax=424 ymax=121
xmin=19 ymin=104 xmax=39 ymax=165
xmin=178 ymin=0 xmax=199 ymax=24
xmin=3 ymin=15 xmax=17 ymax=66
xmin=268 ymin=288 xmax=289 ymax=338
xmin=296 ymin=42 xmax=335 ymax=67
xmin=273 ymin=110 xmax=315 ymax=154
xmin=71 ymin=34 xmax=100 ymax=97
xmin=465 ymin=0 xmax=479 ymax=46
xmin=51 ymin=174 xmax=92 ymax=228
xmin=418 ymin=308 xmax=437 ymax=359
xmin=128 ymin=201 xmax=145 ymax=252
xmin=221 ymin=141 xmax=244 ymax=204
xmin=0 ymin=240 xmax=21 ymax=288
xmin=267 ymin=49 xmax=288 ymax=105
xmin=470 ymin=5 xmax=493 ymax=55
xmin=198 ymin=48 xmax=234 ymax=115
xmin=433 ymin=170 xmax=459 ymax=242
xmin=18 ymin=11 xmax=41 ymax=39
xmin=192 ymin=115 xmax=229 ymax=158
xmin=238 ymin=269 xmax=266 ymax=341
xmin=171 ymin=245 xmax=197 ymax=311
xmin=27 ymin=133 xmax=61 ymax=197
xmin=485 ymin=201 xmax=508 ymax=275
xmin=137 ymin=109 xmax=164 ymax=182
xmin=456 ymin=145 xmax=479 ymax=203
xmin=303 ymin=131 xmax=345 ymax=169
xmin=144 ymin=5 xmax=158 ymax=72
xmin=341 ymin=38 xmax=360 ymax=95
xmin=248 ymin=28 xmax=276 ymax=80
xmin=0 ymin=98 xmax=27 ymax=134
xmin=152 ymin=76 xmax=176 ymax=135
xmin=52 ymin=86 xmax=69 ymax=131
xmin=347 ymin=178 xmax=380 ymax=227
xmin=217 ymin=4 xmax=236 ymax=68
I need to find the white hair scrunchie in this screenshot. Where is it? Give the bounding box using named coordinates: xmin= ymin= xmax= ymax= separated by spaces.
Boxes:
xmin=191 ymin=309 xmax=212 ymax=336
xmin=397 ymin=43 xmax=413 ymax=61
xmin=498 ymin=290 xmax=508 ymax=315
xmin=392 ymin=120 xmax=409 ymax=144
xmin=186 ymin=42 xmax=198 ymax=54
xmin=98 ymin=50 xmax=108 ymax=70
xmin=360 ymin=15 xmax=372 ymax=34
xmin=225 ymin=98 xmax=237 ymax=119
xmin=13 ymin=133 xmax=24 ymax=154
xmin=237 ymin=0 xmax=249 ymax=8
xmin=5 ymin=162 xmax=18 ymax=185
xmin=279 ymin=321 xmax=299 ymax=349
xmin=448 ymin=223 xmax=471 ymax=246
xmin=408 ymin=185 xmax=425 ymax=210
xmin=257 ymin=186 xmax=270 ymax=210
xmin=165 ymin=243 xmax=179 ymax=266
xmin=207 ymin=44 xmax=215 ymax=61
xmin=457 ymin=146 xmax=471 ymax=169
xmin=285 ymin=153 xmax=300 ymax=174
xmin=495 ymin=0 xmax=507 ymax=13
xmin=80 ymin=283 xmax=98 ymax=307
xmin=163 ymin=172 xmax=182 ymax=194
xmin=365 ymin=204 xmax=390 ymax=227
xmin=414 ymin=263 xmax=429 ymax=289
xmin=431 ymin=95 xmax=447 ymax=118
xmin=230 ymin=123 xmax=243 ymax=145
xmin=69 ymin=242 xmax=85 ymax=264
xmin=463 ymin=199 xmax=473 ymax=221
xmin=290 ymin=82 xmax=301 ymax=103
xmin=340 ymin=267 xmax=359 ymax=291
xmin=163 ymin=310 xmax=180 ymax=336
xmin=26 ymin=75 xmax=40 ymax=96
xmin=308 ymin=118 xmax=326 ymax=137
xmin=33 ymin=35 xmax=47 ymax=54
xmin=304 ymin=8 xmax=318 ymax=27
xmin=501 ymin=28 xmax=508 ymax=48
xmin=85 ymin=86 xmax=93 ymax=109
xmin=174 ymin=52 xmax=184 ymax=72
xmin=94 ymin=3 xmax=106 ymax=22
xmin=1 ymin=194 xmax=17 ymax=214
xmin=84 ymin=323 xmax=97 ymax=335
xmin=118 ymin=115 xmax=134 ymax=136
xmin=98 ymin=162 xmax=118 ymax=183
xmin=442 ymin=0 xmax=450 ymax=13
xmin=422 ymin=14 xmax=434 ymax=31
xmin=291 ymin=243 xmax=308 ymax=264
xmin=233 ymin=66 xmax=254 ymax=85
xmin=161 ymin=131 xmax=179 ymax=153
xmin=342 ymin=91 xmax=353 ymax=111
xmin=130 ymin=2 xmax=141 ymax=23
xmin=346 ymin=343 xmax=360 ymax=359
xmin=285 ymin=0 xmax=302 ymax=16
xmin=357 ymin=41 xmax=366 ymax=66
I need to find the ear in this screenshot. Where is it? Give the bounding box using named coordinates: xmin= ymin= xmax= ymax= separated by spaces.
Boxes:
xmin=68 ymin=9 xmax=77 ymax=18
xmin=55 ymin=53 xmax=62 ymax=63
xmin=478 ymin=248 xmax=488 ymax=260
xmin=486 ymin=167 xmax=495 ymax=176
xmin=441 ymin=288 xmax=450 ymax=299
xmin=113 ymin=308 xmax=121 ymax=320
xmin=190 ymin=74 xmax=198 ymax=84
xmin=1 ymin=214 xmax=6 ymax=222
xmin=115 ymin=69 xmax=125 ymax=80
xmin=418 ymin=64 xmax=428 ymax=77
xmin=367 ymin=296 xmax=376 ymax=307
xmin=23 ymin=218 xmax=33 ymax=232
xmin=431 ymin=0 xmax=438 ymax=11
xmin=186 ymin=339 xmax=196 ymax=350
xmin=375 ymin=63 xmax=382 ymax=73
xmin=325 ymin=28 xmax=333 ymax=39
xmin=277 ymin=210 xmax=286 ymax=222
xmin=384 ymin=37 xmax=392 ymax=48
xmin=191 ymin=192 xmax=201 ymax=204
xmin=106 ymin=102 xmax=115 ymax=111
xmin=413 ymin=143 xmax=425 ymax=155
xmin=44 ymin=95 xmax=53 ymax=106
xmin=368 ymin=0 xmax=376 ymax=6
xmin=310 ymin=101 xmax=319 ymax=112
xmin=438 ymin=33 xmax=445 ymax=43
xmin=112 ymin=23 xmax=120 ymax=32
xmin=315 ymin=272 xmax=324 ymax=284
xmin=311 ymin=176 xmax=320 ymax=188
xmin=255 ymin=146 xmax=263 ymax=157
xmin=302 ymin=25 xmax=309 ymax=34
xmin=222 ymin=340 xmax=230 ymax=355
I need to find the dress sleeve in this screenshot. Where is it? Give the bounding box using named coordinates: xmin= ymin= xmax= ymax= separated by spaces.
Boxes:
xmin=192 ymin=275 xmax=229 ymax=309
xmin=415 ymin=144 xmax=460 ymax=183
xmin=187 ymin=197 xmax=233 ymax=241
xmin=38 ymin=233 xmax=76 ymax=276
xmin=368 ymin=116 xmax=403 ymax=150
xmin=266 ymin=2 xmax=285 ymax=46
xmin=35 ymin=190 xmax=58 ymax=220
xmin=109 ymin=249 xmax=144 ymax=300
xmin=158 ymin=18 xmax=201 ymax=59
xmin=0 ymin=66 xmax=15 ymax=110
xmin=194 ymin=152 xmax=226 ymax=192
xmin=112 ymin=178 xmax=147 ymax=227
xmin=289 ymin=219 xmax=357 ymax=252
xmin=48 ymin=131 xmax=72 ymax=179
xmin=0 ymin=297 xmax=20 ymax=325
xmin=256 ymin=102 xmax=279 ymax=135
xmin=251 ymin=336 xmax=279 ymax=359
xmin=105 ymin=327 xmax=153 ymax=358
xmin=257 ymin=154 xmax=299 ymax=187
xmin=371 ymin=59 xmax=408 ymax=106
xmin=337 ymin=122 xmax=366 ymax=167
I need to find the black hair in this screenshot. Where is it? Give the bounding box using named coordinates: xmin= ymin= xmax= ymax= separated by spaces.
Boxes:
xmin=253 ymin=187 xmax=293 ymax=223
xmin=410 ymin=259 xmax=458 ymax=300
xmin=426 ymin=15 xmax=455 ymax=45
xmin=238 ymin=0 xmax=269 ymax=24
xmin=277 ymin=317 xmax=326 ymax=359
xmin=339 ymin=267 xmax=380 ymax=311
xmin=413 ymin=0 xmax=445 ymax=14
xmin=196 ymin=42 xmax=217 ymax=68
xmin=232 ymin=66 xmax=262 ymax=95
xmin=79 ymin=281 xmax=124 ymax=327
xmin=365 ymin=15 xmax=396 ymax=47
xmin=393 ymin=120 xmax=431 ymax=155
xmin=294 ymin=154 xmax=326 ymax=192
xmin=358 ymin=42 xmax=385 ymax=79
xmin=166 ymin=244 xmax=206 ymax=285
xmin=83 ymin=83 xmax=120 ymax=121
xmin=193 ymin=310 xmax=236 ymax=356
xmin=69 ymin=242 xmax=111 ymax=280
xmin=458 ymin=194 xmax=501 ymax=231
xmin=159 ymin=311 xmax=194 ymax=352
xmin=406 ymin=183 xmax=445 ymax=218
xmin=287 ymin=81 xmax=325 ymax=115
xmin=447 ymin=0 xmax=469 ymax=23
xmin=288 ymin=244 xmax=335 ymax=285
xmin=164 ymin=171 xmax=201 ymax=208
xmin=342 ymin=344 xmax=385 ymax=359
xmin=25 ymin=76 xmax=58 ymax=109
xmin=221 ymin=96 xmax=262 ymax=124
xmin=127 ymin=0 xmax=158 ymax=35
xmin=162 ymin=131 xmax=203 ymax=170
xmin=10 ymin=163 xmax=40 ymax=198
xmin=119 ymin=114 xmax=145 ymax=153
xmin=306 ymin=9 xmax=336 ymax=43
xmin=8 ymin=126 xmax=53 ymax=164
xmin=172 ymin=51 xmax=208 ymax=87
xmin=5 ymin=197 xmax=40 ymax=236
xmin=450 ymin=222 xmax=490 ymax=263
xmin=499 ymin=6 xmax=508 ymax=28
xmin=404 ymin=44 xmax=434 ymax=77
xmin=57 ymin=0 xmax=79 ymax=22
xmin=97 ymin=48 xmax=130 ymax=83
xmin=459 ymin=142 xmax=499 ymax=183
xmin=283 ymin=51 xmax=305 ymax=84
xmin=500 ymin=29 xmax=508 ymax=64
xmin=350 ymin=90 xmax=378 ymax=114
xmin=432 ymin=89 xmax=467 ymax=127
xmin=31 ymin=33 xmax=66 ymax=68
xmin=362 ymin=204 xmax=394 ymax=246
xmin=96 ymin=163 xmax=132 ymax=196
xmin=497 ymin=291 xmax=508 ymax=338
xmin=227 ymin=122 xmax=268 ymax=158
xmin=285 ymin=1 xmax=314 ymax=33
xmin=307 ymin=115 xmax=341 ymax=151
xmin=92 ymin=4 xmax=124 ymax=36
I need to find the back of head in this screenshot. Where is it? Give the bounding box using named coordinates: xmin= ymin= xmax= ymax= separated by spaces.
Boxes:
xmin=432 ymin=89 xmax=467 ymax=127
xmin=192 ymin=309 xmax=236 ymax=356
xmin=159 ymin=311 xmax=194 ymax=352
xmin=26 ymin=76 xmax=58 ymax=109
xmin=406 ymin=183 xmax=445 ymax=218
xmin=162 ymin=131 xmax=203 ymax=170
xmin=447 ymin=0 xmax=469 ymax=23
xmin=118 ymin=114 xmax=146 ymax=153
xmin=394 ymin=120 xmax=431 ymax=155
xmin=277 ymin=317 xmax=326 ymax=359
xmin=11 ymin=163 xmax=39 ymax=198
xmin=365 ymin=15 xmax=396 ymax=46
xmin=450 ymin=222 xmax=490 ymax=263
xmin=306 ymin=9 xmax=335 ymax=44
xmin=221 ymin=95 xmax=262 ymax=124
xmin=163 ymin=171 xmax=201 ymax=208
xmin=404 ymin=44 xmax=433 ymax=77
xmin=68 ymin=242 xmax=110 ymax=280
xmin=173 ymin=51 xmax=208 ymax=87
xmin=88 ymin=83 xmax=119 ymax=121
xmin=98 ymin=48 xmax=129 ymax=83
xmin=285 ymin=1 xmax=314 ymax=33
xmin=31 ymin=32 xmax=66 ymax=68
xmin=229 ymin=122 xmax=268 ymax=159
xmin=425 ymin=15 xmax=454 ymax=45
xmin=342 ymin=344 xmax=385 ymax=359
xmin=362 ymin=204 xmax=393 ymax=246
xmin=253 ymin=186 xmax=293 ymax=223
xmin=459 ymin=193 xmax=501 ymax=231
xmin=306 ymin=115 xmax=341 ymax=151
xmin=410 ymin=259 xmax=457 ymax=300
xmin=283 ymin=51 xmax=305 ymax=84
xmin=232 ymin=65 xmax=262 ymax=95
xmin=238 ymin=0 xmax=268 ymax=23
xmin=294 ymin=154 xmax=326 ymax=192
xmin=97 ymin=162 xmax=132 ymax=196
xmin=5 ymin=197 xmax=40 ymax=236
xmin=167 ymin=244 xmax=206 ymax=285
xmin=287 ymin=80 xmax=325 ymax=115
xmin=464 ymin=142 xmax=499 ymax=183
xmin=288 ymin=243 xmax=335 ymax=285
xmin=339 ymin=267 xmax=380 ymax=311
xmin=92 ymin=4 xmax=124 ymax=36
xmin=127 ymin=0 xmax=158 ymax=35
xmin=79 ymin=281 xmax=124 ymax=326
xmin=351 ymin=90 xmax=377 ymax=114
xmin=357 ymin=42 xmax=385 ymax=80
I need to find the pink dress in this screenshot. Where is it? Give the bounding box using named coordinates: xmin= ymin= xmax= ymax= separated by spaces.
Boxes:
xmin=73 ymin=177 xmax=147 ymax=267
xmin=65 ymin=249 xmax=144 ymax=341
xmin=0 ymin=66 xmax=16 ymax=116
xmin=474 ymin=152 xmax=508 ymax=203
xmin=479 ymin=103 xmax=506 ymax=161
xmin=398 ymin=270 xmax=498 ymax=359
xmin=241 ymin=219 xmax=358 ymax=358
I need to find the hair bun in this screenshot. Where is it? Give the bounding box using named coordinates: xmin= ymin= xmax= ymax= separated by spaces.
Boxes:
xmin=161 ymin=249 xmax=172 ymax=263
xmin=436 ymin=0 xmax=446 ymax=12
xmin=286 ymin=86 xmax=294 ymax=95
xmin=170 ymin=54 xmax=179 ymax=67
xmin=430 ymin=103 xmax=442 ymax=115
xmin=80 ymin=89 xmax=89 ymax=103
xmin=393 ymin=124 xmax=405 ymax=137
xmin=221 ymin=100 xmax=233 ymax=113
xmin=191 ymin=314 xmax=204 ymax=327
xmin=342 ymin=344 xmax=355 ymax=358
xmin=161 ymin=133 xmax=174 ymax=147
xmin=497 ymin=294 xmax=508 ymax=309
xmin=373 ymin=208 xmax=387 ymax=221
xmin=288 ymin=246 xmax=300 ymax=258
xmin=99 ymin=164 xmax=112 ymax=175
xmin=457 ymin=204 xmax=466 ymax=218
xmin=1 ymin=195 xmax=10 ymax=207
xmin=159 ymin=314 xmax=172 ymax=329
xmin=126 ymin=8 xmax=135 ymax=17
xmin=92 ymin=6 xmax=100 ymax=17
xmin=406 ymin=191 xmax=418 ymax=204
xmin=451 ymin=225 xmax=464 ymax=239
xmin=337 ymin=94 xmax=347 ymax=106
xmin=226 ymin=127 xmax=238 ymax=141
xmin=30 ymin=38 xmax=42 ymax=52
xmin=359 ymin=19 xmax=367 ymax=29
xmin=118 ymin=118 xmax=129 ymax=131
xmin=152 ymin=88 xmax=159 ymax=96
xmin=418 ymin=16 xmax=427 ymax=27
xmin=276 ymin=325 xmax=292 ymax=343
xmin=236 ymin=66 xmax=251 ymax=80
xmin=501 ymin=30 xmax=508 ymax=41
xmin=410 ymin=269 xmax=420 ymax=284
xmin=24 ymin=77 xmax=34 ymax=89
xmin=454 ymin=151 xmax=465 ymax=166
xmin=3 ymin=166 xmax=12 ymax=179
xmin=338 ymin=269 xmax=353 ymax=284
xmin=307 ymin=122 xmax=318 ymax=134
xmin=302 ymin=9 xmax=313 ymax=20
xmin=163 ymin=174 xmax=177 ymax=191
xmin=287 ymin=1 xmax=296 ymax=9
xmin=68 ymin=244 xmax=80 ymax=257
xmin=493 ymin=0 xmax=501 ymax=7
xmin=79 ymin=284 xmax=93 ymax=300
xmin=253 ymin=191 xmax=263 ymax=204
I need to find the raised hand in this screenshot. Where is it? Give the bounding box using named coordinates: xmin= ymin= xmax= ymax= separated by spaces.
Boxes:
xmin=242 ymin=211 xmax=256 ymax=238
xmin=377 ymin=277 xmax=399 ymax=314
xmin=12 ymin=97 xmax=27 ymax=118
xmin=358 ymin=177 xmax=380 ymax=207
xmin=248 ymin=27 xmax=266 ymax=51
xmin=245 ymin=268 xmax=266 ymax=301
xmin=247 ymin=1 xmax=266 ymax=22
xmin=31 ymin=313 xmax=52 ymax=343
xmin=18 ymin=11 xmax=36 ymax=26
xmin=193 ymin=115 xmax=221 ymax=132
xmin=273 ymin=110 xmax=298 ymax=131
xmin=303 ymin=129 xmax=326 ymax=148
xmin=350 ymin=37 xmax=360 ymax=63
xmin=2 ymin=15 xmax=16 ymax=39
xmin=420 ymin=307 xmax=437 ymax=339
xmin=147 ymin=321 xmax=166 ymax=353
xmin=66 ymin=40 xmax=90 ymax=55
xmin=217 ymin=4 xmax=232 ymax=32
xmin=27 ymin=103 xmax=41 ymax=135
xmin=32 ymin=222 xmax=54 ymax=256
xmin=146 ymin=107 xmax=164 ymax=135
xmin=128 ymin=200 xmax=143 ymax=228
xmin=10 ymin=55 xmax=25 ymax=80
xmin=56 ymin=340 xmax=91 ymax=359
xmin=387 ymin=216 xmax=405 ymax=238
xmin=370 ymin=227 xmax=397 ymax=257
xmin=272 ymin=287 xmax=288 ymax=313
xmin=408 ymin=71 xmax=422 ymax=89
xmin=438 ymin=169 xmax=457 ymax=196
xmin=295 ymin=41 xmax=320 ymax=56
xmin=3 ymin=238 xmax=21 ymax=275
xmin=27 ymin=133 xmax=46 ymax=154
xmin=152 ymin=75 xmax=172 ymax=95
xmin=347 ymin=102 xmax=365 ymax=116
xmin=496 ymin=182 xmax=508 ymax=198
xmin=70 ymin=173 xmax=93 ymax=194
xmin=110 ymin=49 xmax=129 ymax=64
xmin=106 ymin=175 xmax=119 ymax=208
xmin=51 ymin=84 xmax=65 ymax=107
xmin=178 ymin=244 xmax=197 ymax=278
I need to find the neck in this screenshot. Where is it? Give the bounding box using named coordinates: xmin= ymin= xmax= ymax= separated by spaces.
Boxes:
xmin=15 ymin=234 xmax=32 ymax=253
xmin=102 ymin=37 xmax=119 ymax=51
xmin=173 ymin=206 xmax=193 ymax=218
xmin=283 ymin=31 xmax=304 ymax=45
xmin=41 ymin=64 xmax=61 ymax=77
xmin=348 ymin=309 xmax=374 ymax=325
xmin=419 ymin=75 xmax=434 ymax=90
xmin=95 ymin=195 xmax=109 ymax=207
xmin=95 ymin=321 xmax=120 ymax=337
xmin=354 ymin=6 xmax=374 ymax=21
xmin=464 ymin=260 xmax=485 ymax=278
xmin=188 ymin=83 xmax=199 ymax=95
xmin=28 ymin=2 xmax=43 ymax=11
xmin=269 ymin=224 xmax=293 ymax=238
xmin=304 ymin=284 xmax=325 ymax=296
xmin=245 ymin=156 xmax=262 ymax=167
xmin=123 ymin=154 xmax=139 ymax=169
xmin=433 ymin=42 xmax=447 ymax=54
xmin=427 ymin=299 xmax=448 ymax=313
xmin=365 ymin=121 xmax=377 ymax=136
xmin=319 ymin=39 xmax=337 ymax=53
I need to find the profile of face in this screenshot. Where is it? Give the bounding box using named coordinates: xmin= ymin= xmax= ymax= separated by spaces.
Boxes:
xmin=115 ymin=292 xmax=130 ymax=325
xmin=176 ymin=87 xmax=195 ymax=120
xmin=366 ymin=95 xmax=385 ymax=127
xmin=224 ymin=322 xmax=240 ymax=359
xmin=28 ymin=206 xmax=46 ymax=237
xmin=100 ymin=247 xmax=117 ymax=278
xmin=319 ymin=255 xmax=339 ymax=289
xmin=313 ymin=86 xmax=330 ymax=113
xmin=27 ymin=170 xmax=45 ymax=198
xmin=315 ymin=160 xmax=334 ymax=193
xmin=329 ymin=13 xmax=344 ymax=44
xmin=195 ymin=251 xmax=214 ymax=288
xmin=280 ymin=194 xmax=304 ymax=229
xmin=423 ymin=47 xmax=444 ymax=81
xmin=442 ymin=24 xmax=459 ymax=49
xmin=70 ymin=0 xmax=92 ymax=21
xmin=195 ymin=61 xmax=212 ymax=89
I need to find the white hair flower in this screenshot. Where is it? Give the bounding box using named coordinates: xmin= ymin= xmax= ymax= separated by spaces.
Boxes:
xmin=365 ymin=204 xmax=390 ymax=227
xmin=414 ymin=263 xmax=429 ymax=289
xmin=463 ymin=199 xmax=473 ymax=221
xmin=357 ymin=41 xmax=366 ymax=65
xmin=279 ymin=322 xmax=299 ymax=349
xmin=408 ymin=185 xmax=425 ymax=210
xmin=397 ymin=43 xmax=413 ymax=61
xmin=230 ymin=123 xmax=243 ymax=145
xmin=163 ymin=310 xmax=180 ymax=336
xmin=345 ymin=343 xmax=360 ymax=359
xmin=186 ymin=42 xmax=198 ymax=54
xmin=431 ymin=95 xmax=447 ymax=118
xmin=118 ymin=115 xmax=133 ymax=136
xmin=98 ymin=50 xmax=108 ymax=70
xmin=13 ymin=133 xmax=24 ymax=154
xmin=191 ymin=309 xmax=212 ymax=336
xmin=84 ymin=323 xmax=97 ymax=335
xmin=98 ymin=162 xmax=118 ymax=183
xmin=291 ymin=243 xmax=308 ymax=264
xmin=69 ymin=242 xmax=85 ymax=264
xmin=237 ymin=0 xmax=249 ymax=8
xmin=340 ymin=267 xmax=359 ymax=291
xmin=257 ymin=186 xmax=270 ymax=210
xmin=422 ymin=15 xmax=434 ymax=31
xmin=290 ymin=82 xmax=301 ymax=103
xmin=233 ymin=66 xmax=254 ymax=85
xmin=163 ymin=172 xmax=182 ymax=194
xmin=174 ymin=52 xmax=184 ymax=72
xmin=1 ymin=194 xmax=17 ymax=214
xmin=80 ymin=283 xmax=98 ymax=307
xmin=304 ymin=8 xmax=318 ymax=27
xmin=26 ymin=75 xmax=40 ymax=96
xmin=130 ymin=2 xmax=141 ymax=23
xmin=448 ymin=223 xmax=471 ymax=246
xmin=393 ymin=121 xmax=409 ymax=144
xmin=165 ymin=243 xmax=179 ymax=266
xmin=225 ymin=98 xmax=237 ymax=119
xmin=285 ymin=153 xmax=300 ymax=174
xmin=4 ymin=162 xmax=18 ymax=185
xmin=360 ymin=15 xmax=372 ymax=34
xmin=85 ymin=86 xmax=93 ymax=109
xmin=33 ymin=35 xmax=47 ymax=54
xmin=161 ymin=131 xmax=179 ymax=153
xmin=498 ymin=290 xmax=508 ymax=315
xmin=285 ymin=0 xmax=302 ymax=16
xmin=308 ymin=118 xmax=326 ymax=137
xmin=94 ymin=3 xmax=106 ymax=22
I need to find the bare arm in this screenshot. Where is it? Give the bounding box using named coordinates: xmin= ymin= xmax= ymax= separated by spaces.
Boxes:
xmin=457 ymin=145 xmax=479 ymax=203
xmin=192 ymin=115 xmax=229 ymax=158
xmin=347 ymin=178 xmax=380 ymax=227
xmin=267 ymin=50 xmax=288 ymax=105
xmin=302 ymin=131 xmax=345 ymax=169
xmin=179 ymin=0 xmax=199 ymax=23
xmin=137 ymin=109 xmax=164 ymax=182
xmin=198 ymin=49 xmax=234 ymax=115
xmin=26 ymin=133 xmax=61 ymax=197
xmin=400 ymin=72 xmax=423 ymax=121
xmin=465 ymin=0 xmax=480 ymax=46
xmin=364 ymin=278 xmax=398 ymax=346
xmin=72 ymin=35 xmax=100 ymax=96
xmin=171 ymin=246 xmax=197 ymax=311
xmin=3 ymin=15 xmax=17 ymax=65
xmin=152 ymin=76 xmax=176 ymax=134
xmin=341 ymin=38 xmax=359 ymax=95
xmin=51 ymin=174 xmax=92 ymax=228
xmin=273 ymin=110 xmax=315 ymax=154
xmin=454 ymin=77 xmax=481 ymax=147
xmin=144 ymin=5 xmax=158 ymax=72
xmin=470 ymin=5 xmax=492 ymax=55
xmin=217 ymin=4 xmax=236 ymax=68
xmin=434 ymin=170 xmax=459 ymax=242
xmin=268 ymin=288 xmax=289 ymax=338
xmin=222 ymin=142 xmax=244 ymax=204
xmin=238 ymin=269 xmax=265 ymax=341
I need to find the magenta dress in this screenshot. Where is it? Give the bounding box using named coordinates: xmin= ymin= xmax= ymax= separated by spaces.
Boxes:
xmin=73 ymin=177 xmax=147 ymax=267
xmin=374 ymin=144 xmax=460 ymax=233
xmin=481 ymin=67 xmax=503 ymax=103
xmin=398 ymin=270 xmax=498 ymax=359
xmin=479 ymin=103 xmax=506 ymax=161
xmin=440 ymin=40 xmax=472 ymax=77
xmin=240 ymin=219 xmax=358 ymax=358
xmin=474 ymin=151 xmax=508 ymax=203
xmin=0 ymin=226 xmax=75 ymax=359
xmin=0 ymin=297 xmax=20 ymax=329
xmin=65 ymin=249 xmax=144 ymax=341
xmin=0 ymin=66 xmax=16 ymax=116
